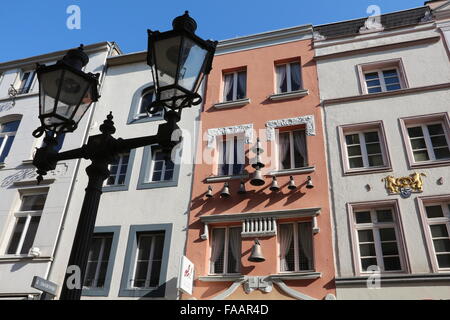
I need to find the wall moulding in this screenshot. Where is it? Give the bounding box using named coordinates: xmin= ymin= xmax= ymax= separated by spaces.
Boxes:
xmin=207 ymin=124 xmax=254 ymax=149
xmin=266 ymin=115 xmax=316 ymax=141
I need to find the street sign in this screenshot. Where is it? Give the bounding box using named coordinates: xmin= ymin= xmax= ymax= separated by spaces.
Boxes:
xmin=178 ymin=256 xmax=194 ymax=295
xmin=31 ymin=276 xmax=58 ymax=296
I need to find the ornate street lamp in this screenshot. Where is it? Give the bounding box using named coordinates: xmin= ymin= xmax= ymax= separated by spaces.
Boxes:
xmin=32 ymin=12 xmax=217 ymax=300
xmin=147 ymin=11 xmax=217 ymax=118
xmin=33 ymin=45 xmax=100 ymax=137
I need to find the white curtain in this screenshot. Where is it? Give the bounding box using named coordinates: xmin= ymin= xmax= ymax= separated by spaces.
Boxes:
xmin=223 ymin=74 xmax=234 ymax=101
xmin=276 ymin=65 xmax=287 ymax=93
xmin=228 ymin=228 xmax=242 ymax=273
xmin=298 ymin=223 xmax=313 ymax=270
xmin=293 ymin=131 xmax=307 ymax=167
xmin=278 ymin=132 xmax=291 ymax=169
xmin=279 ymin=224 xmax=294 ymax=272
xmin=210 ymin=229 xmax=225 ymax=273
xmin=290 ymin=63 xmax=302 ymax=91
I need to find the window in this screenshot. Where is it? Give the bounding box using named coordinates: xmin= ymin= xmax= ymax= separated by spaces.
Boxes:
xmin=210 ymin=227 xmax=242 ymax=275
xmin=223 ymin=71 xmax=246 ymax=102
xmin=279 ymin=222 xmax=313 ymax=272
xmin=17 ymin=71 xmax=35 ymax=94
xmin=149 ymin=149 xmax=175 ymax=182
xmin=105 ymin=153 xmax=130 ymax=186
xmin=6 ymin=193 xmax=47 ymax=255
xmin=83 ymin=233 xmax=113 ymax=289
xmin=137 ymin=88 xmax=162 ymax=119
xmin=424 ymin=203 xmax=450 ymax=270
xmin=276 ymin=62 xmax=302 ymax=94
xmin=278 ymin=130 xmax=307 ymax=170
xmin=40 ymin=132 xmax=65 ymax=152
xmin=353 ymin=208 xmax=404 ymax=273
xmin=0 ymin=119 xmax=20 ymax=163
xmin=131 ymin=232 xmax=165 ymax=288
xmin=218 ymin=135 xmax=245 ymax=176
xmin=345 ymin=131 xmax=385 ymax=169
xmin=407 ymin=123 xmax=450 ymax=162
xmin=364 ymin=69 xmax=402 ymax=93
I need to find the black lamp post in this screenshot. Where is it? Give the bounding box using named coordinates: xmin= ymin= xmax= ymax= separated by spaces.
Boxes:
xmin=32 ymin=12 xmax=217 ymax=300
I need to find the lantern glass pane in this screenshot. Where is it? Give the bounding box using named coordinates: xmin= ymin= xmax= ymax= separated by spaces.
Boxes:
xmin=154 ymin=36 xmax=182 ymax=88
xmin=178 ymin=38 xmax=207 ymax=92
xmin=39 ymin=69 xmax=63 ymax=115
xmin=71 ymin=87 xmax=94 ymax=124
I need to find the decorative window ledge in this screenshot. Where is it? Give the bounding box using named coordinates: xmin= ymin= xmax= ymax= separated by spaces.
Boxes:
xmin=22 ymin=159 xmax=33 ymax=165
xmin=270 ymin=272 xmax=322 ymax=280
xmin=268 ymin=166 xmax=315 ymax=177
xmin=13 ymin=178 xmax=55 ymax=187
xmin=336 ymin=273 xmax=450 ymax=285
xmin=213 ymin=98 xmax=251 ymax=109
xmin=127 ymin=114 xmax=165 ymax=125
xmin=344 ymin=166 xmax=393 ymax=176
xmin=205 ymin=172 xmax=249 ymax=183
xmin=137 ymin=180 xmax=178 ymax=190
xmin=0 ymin=255 xmax=53 ymax=263
xmin=409 ymin=160 xmax=450 ymax=169
xmin=199 ymin=275 xmax=245 ymax=282
xmin=0 ymin=92 xmax=38 ymax=103
xmin=268 ymin=89 xmax=309 ymax=101
xmin=207 ymin=124 xmax=254 ymax=148
xmin=266 ymin=115 xmax=315 ymax=141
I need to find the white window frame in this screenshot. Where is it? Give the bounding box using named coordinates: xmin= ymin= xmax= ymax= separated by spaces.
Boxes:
xmin=406 ymin=122 xmax=450 ymax=162
xmin=363 ymin=67 xmax=402 ymax=94
xmin=135 ymin=88 xmax=162 ymax=119
xmin=17 ymin=70 xmax=36 ymax=94
xmin=131 ymin=232 xmax=165 ymax=289
xmin=0 ymin=120 xmax=20 ymax=163
xmin=6 ymin=193 xmax=46 ymax=256
xmin=277 ymin=129 xmax=307 ymax=170
xmin=147 ymin=148 xmax=175 ymax=183
xmin=210 ymin=226 xmax=241 ymax=275
xmin=223 ymin=71 xmax=246 ymax=102
xmin=275 ymin=62 xmax=302 ymax=94
xmin=217 ymin=134 xmax=245 ymax=176
xmin=83 ymin=233 xmax=113 ymax=289
xmin=344 ymin=130 xmax=387 ymax=169
xmin=424 ymin=202 xmax=450 ymax=271
xmin=353 ymin=207 xmax=405 ymax=274
xmin=105 ymin=153 xmax=130 ymax=186
xmin=278 ymin=221 xmax=314 ymax=273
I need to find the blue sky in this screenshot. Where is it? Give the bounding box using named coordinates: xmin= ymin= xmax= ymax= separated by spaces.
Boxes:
xmin=0 ymin=0 xmax=426 ymax=63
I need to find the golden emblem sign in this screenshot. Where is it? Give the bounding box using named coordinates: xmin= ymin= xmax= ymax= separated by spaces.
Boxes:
xmin=382 ymin=172 xmax=426 ymax=198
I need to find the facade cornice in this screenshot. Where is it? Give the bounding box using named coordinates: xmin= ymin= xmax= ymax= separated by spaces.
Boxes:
xmin=216 ymin=25 xmax=313 ymax=55
xmin=107 ymin=51 xmax=147 ymax=66
xmin=322 ymin=82 xmax=450 ymax=106
xmin=314 ymin=34 xmax=440 ymax=60
xmin=0 ymin=42 xmax=114 ymax=71
xmin=336 ymin=273 xmax=450 ymax=285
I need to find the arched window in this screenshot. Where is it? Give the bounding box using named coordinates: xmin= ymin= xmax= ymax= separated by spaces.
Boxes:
xmin=137 ymin=88 xmax=162 ymax=119
xmin=0 ymin=118 xmax=21 ymax=163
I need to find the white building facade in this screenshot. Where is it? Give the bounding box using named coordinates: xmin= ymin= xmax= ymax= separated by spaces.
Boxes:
xmin=0 ymin=42 xmax=119 ymax=299
xmin=47 ymin=51 xmax=201 ymax=299
xmin=315 ymin=6 xmax=450 ymax=299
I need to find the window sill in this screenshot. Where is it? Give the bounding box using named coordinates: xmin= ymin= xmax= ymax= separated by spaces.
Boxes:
xmin=268 ymin=89 xmax=309 ymax=101
xmin=268 ymin=166 xmax=315 ymax=177
xmin=205 ymin=172 xmax=249 ymax=183
xmin=343 ymin=166 xmax=393 ymax=176
xmin=0 ymin=162 xmax=5 ymax=169
xmin=13 ymin=178 xmax=55 ymax=187
xmin=213 ymin=98 xmax=251 ymax=109
xmin=336 ymin=273 xmax=450 ymax=285
xmin=127 ymin=114 xmax=164 ymax=125
xmin=409 ymin=159 xmax=450 ymax=169
xmin=0 ymin=92 xmax=38 ymax=103
xmin=0 ymin=255 xmax=53 ymax=263
xmin=22 ymin=159 xmax=33 ymax=165
xmin=137 ymin=180 xmax=178 ymax=190
xmin=199 ymin=275 xmax=244 ymax=282
xmin=102 ymin=184 xmax=129 ymax=193
xmin=118 ymin=284 xmax=166 ymax=298
xmin=270 ymin=272 xmax=321 ymax=280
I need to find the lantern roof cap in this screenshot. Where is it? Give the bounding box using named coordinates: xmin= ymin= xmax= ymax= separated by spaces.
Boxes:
xmin=172 ymin=11 xmax=197 ymax=33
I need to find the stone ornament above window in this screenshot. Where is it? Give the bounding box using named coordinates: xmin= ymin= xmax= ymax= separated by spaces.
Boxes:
xmin=207 ymin=124 xmax=254 ymax=148
xmin=266 ymin=115 xmax=315 ymax=141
